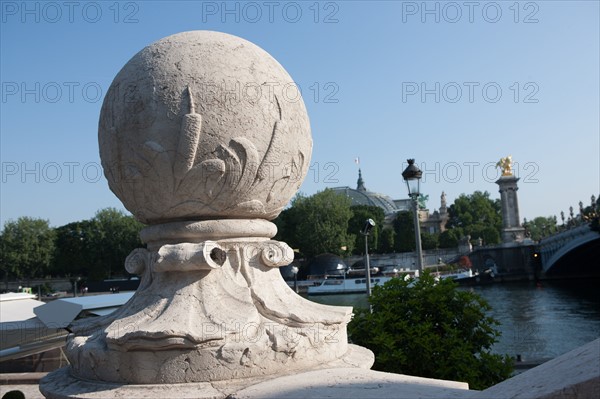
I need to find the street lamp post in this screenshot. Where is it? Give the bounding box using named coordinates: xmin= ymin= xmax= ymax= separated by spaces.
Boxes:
xmin=73 ymin=277 xmax=81 ymax=298
xmin=291 ymin=266 xmax=299 ymax=293
xmin=402 ymin=159 xmax=424 ymax=275
xmin=361 ymin=218 xmax=376 ymax=297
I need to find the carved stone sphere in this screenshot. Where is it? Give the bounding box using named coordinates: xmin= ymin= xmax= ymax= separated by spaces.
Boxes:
xmin=99 ymin=31 xmax=312 ymax=224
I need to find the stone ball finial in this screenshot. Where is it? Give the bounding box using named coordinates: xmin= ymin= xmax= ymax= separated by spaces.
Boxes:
xmin=99 ymin=31 xmax=312 ymax=224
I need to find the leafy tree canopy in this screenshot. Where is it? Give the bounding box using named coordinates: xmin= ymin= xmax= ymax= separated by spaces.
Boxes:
xmin=349 ymin=271 xmax=513 ymax=389
xmin=2 ymin=209 xmax=144 ymax=282
xmin=393 ymin=211 xmax=415 ymax=252
xmin=85 ymin=208 xmax=145 ymax=280
xmin=524 ymin=216 xmax=557 ymax=241
xmin=275 ymin=189 xmax=354 ymax=259
xmin=439 ymin=228 xmax=463 ymax=249
xmin=446 ymin=191 xmax=502 ymax=245
xmin=1 ymin=217 xmax=56 ymax=279
xmin=379 ymin=228 xmax=395 ymax=253
xmin=52 ymin=220 xmax=95 ymax=277
xmin=420 ymin=230 xmax=439 ymax=250
xmin=51 ymin=208 xmax=144 ymax=280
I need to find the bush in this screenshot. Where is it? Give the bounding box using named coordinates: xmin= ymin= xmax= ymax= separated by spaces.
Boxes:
xmin=348 ymin=271 xmax=513 ymax=389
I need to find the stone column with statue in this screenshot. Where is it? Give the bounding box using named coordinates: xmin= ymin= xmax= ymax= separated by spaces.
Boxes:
xmin=495 ymin=156 xmax=526 ymax=244
xmin=40 ymin=31 xmax=373 ymax=398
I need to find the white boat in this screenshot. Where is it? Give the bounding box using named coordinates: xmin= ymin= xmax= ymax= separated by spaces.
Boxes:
xmin=435 ymin=269 xmax=476 ymax=281
xmin=307 ymin=269 xmax=479 ymax=295
xmin=307 ymin=276 xmax=393 ymax=295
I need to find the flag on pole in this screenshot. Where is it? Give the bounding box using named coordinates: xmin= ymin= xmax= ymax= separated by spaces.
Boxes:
xmin=354 ymin=157 xmax=360 ymax=165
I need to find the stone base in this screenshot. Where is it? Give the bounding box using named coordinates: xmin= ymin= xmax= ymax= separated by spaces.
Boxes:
xmin=62 ymin=221 xmax=358 ymax=384
xmin=501 ymin=227 xmax=526 ymax=244
xmin=39 ymin=344 xmax=374 ymax=398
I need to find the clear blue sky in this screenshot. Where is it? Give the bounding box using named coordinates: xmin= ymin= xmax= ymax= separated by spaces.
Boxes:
xmin=1 ymin=0 xmax=599 ymax=228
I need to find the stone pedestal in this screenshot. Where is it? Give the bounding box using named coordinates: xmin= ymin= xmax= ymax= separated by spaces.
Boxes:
xmin=496 ymin=175 xmax=525 ymax=244
xmin=60 ymin=220 xmax=359 ymax=385
xmin=40 ymin=31 xmax=373 ymax=398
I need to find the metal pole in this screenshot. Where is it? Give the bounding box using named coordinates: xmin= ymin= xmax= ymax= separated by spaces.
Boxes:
xmin=412 ymin=195 xmax=424 ymax=274
xmin=365 ymin=234 xmax=372 ymax=297
xmin=294 ymin=272 xmax=298 ymax=293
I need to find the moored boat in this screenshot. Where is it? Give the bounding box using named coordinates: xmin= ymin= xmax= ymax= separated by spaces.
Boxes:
xmin=307 ymin=276 xmax=393 ymax=295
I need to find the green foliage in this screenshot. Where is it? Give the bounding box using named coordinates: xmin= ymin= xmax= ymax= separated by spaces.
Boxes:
xmin=379 ymin=228 xmax=396 ymax=253
xmin=348 ymin=205 xmax=385 ymax=255
xmin=446 ymin=191 xmax=502 ymax=245
xmin=2 ymin=208 xmax=144 ymax=281
xmin=393 ymin=211 xmax=415 ymax=252
xmin=348 ymin=272 xmax=513 ymax=389
xmin=52 ymin=208 xmax=144 ymax=280
xmin=34 ymin=282 xmax=53 ymax=296
xmin=392 ymin=211 xmax=440 ymax=252
xmin=86 ymin=208 xmax=145 ymax=280
xmin=439 ymin=228 xmax=462 ymax=248
xmin=275 ymin=189 xmax=354 ymax=259
xmin=421 ymin=231 xmax=439 ymax=250
xmin=0 ymin=217 xmax=56 ymax=279
xmin=52 ymin=220 xmax=95 ymax=277
xmin=523 ymin=216 xmax=558 ymax=241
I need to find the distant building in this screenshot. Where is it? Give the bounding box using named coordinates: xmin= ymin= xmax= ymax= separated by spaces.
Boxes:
xmin=331 ymin=169 xmax=399 ymax=216
xmin=420 ymin=191 xmax=449 ymax=235
xmin=331 ymin=169 xmax=448 ymax=233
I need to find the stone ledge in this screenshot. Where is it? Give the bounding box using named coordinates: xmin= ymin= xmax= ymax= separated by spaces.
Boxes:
xmin=233 ymin=368 xmax=470 ymax=399
xmin=474 ymin=338 xmax=600 ymax=399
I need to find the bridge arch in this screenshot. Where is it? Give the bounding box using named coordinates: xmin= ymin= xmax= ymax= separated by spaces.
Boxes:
xmin=543 ymin=228 xmax=600 ymax=274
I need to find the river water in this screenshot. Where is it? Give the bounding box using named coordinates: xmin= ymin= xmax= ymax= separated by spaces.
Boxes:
xmin=306 ymin=279 xmax=600 ymax=362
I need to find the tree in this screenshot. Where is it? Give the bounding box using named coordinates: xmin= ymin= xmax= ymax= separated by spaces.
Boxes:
xmin=421 ymin=231 xmax=439 ymax=250
xmin=379 ymin=228 xmax=395 ymax=253
xmin=276 ymin=189 xmax=354 ymax=259
xmin=0 ymin=217 xmax=56 ymax=280
xmin=524 ymin=216 xmax=558 ymax=241
xmin=446 ymin=191 xmax=502 ymax=245
xmin=348 ymin=205 xmax=385 ymax=255
xmin=348 ymin=271 xmax=513 ymax=390
xmin=393 ymin=211 xmax=415 ymax=252
xmin=52 ymin=220 xmax=95 ymax=277
xmin=439 ymin=228 xmax=463 ymax=248
xmin=52 ymin=210 xmax=144 ymax=280
xmin=273 ymin=193 xmax=306 ymax=251
xmin=85 ymin=208 xmax=144 ymax=280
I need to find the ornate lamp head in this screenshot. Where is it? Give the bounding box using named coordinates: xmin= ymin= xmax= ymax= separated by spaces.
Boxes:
xmin=402 ymin=158 xmax=422 ymax=197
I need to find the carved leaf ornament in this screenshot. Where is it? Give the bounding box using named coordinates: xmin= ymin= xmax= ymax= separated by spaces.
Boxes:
xmin=104 ymin=86 xmax=306 ymax=223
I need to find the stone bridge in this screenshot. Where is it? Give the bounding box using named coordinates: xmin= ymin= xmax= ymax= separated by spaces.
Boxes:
xmin=539 ymin=224 xmax=600 ymax=276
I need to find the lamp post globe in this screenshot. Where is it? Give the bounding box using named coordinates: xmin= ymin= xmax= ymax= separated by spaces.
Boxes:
xmin=402 ymin=159 xmax=423 ymax=198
